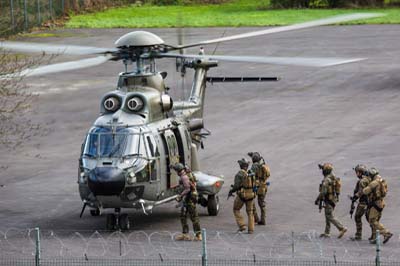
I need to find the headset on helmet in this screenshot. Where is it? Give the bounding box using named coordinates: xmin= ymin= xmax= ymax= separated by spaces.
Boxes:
xmin=354 ymin=164 xmax=367 ymax=175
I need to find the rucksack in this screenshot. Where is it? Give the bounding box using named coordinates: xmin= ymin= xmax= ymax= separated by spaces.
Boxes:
xmin=377 ymin=177 xmax=388 ymax=198
xmin=240 ymin=170 xmax=255 ymax=200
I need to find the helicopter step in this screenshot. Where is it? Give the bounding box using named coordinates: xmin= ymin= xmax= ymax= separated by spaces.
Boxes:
xmin=105 ymin=208 xmax=131 ymax=231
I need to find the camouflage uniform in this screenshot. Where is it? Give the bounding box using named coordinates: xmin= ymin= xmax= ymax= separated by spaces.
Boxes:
xmin=316 ymin=163 xmax=346 ymax=238
xmin=173 ymin=163 xmax=201 ymax=241
xmin=351 ymin=170 xmax=371 ymax=240
xmin=231 ymin=160 xmax=255 ymax=234
xmin=252 ymin=161 xmax=270 ymax=225
xmin=358 ymin=169 xmax=392 ymax=244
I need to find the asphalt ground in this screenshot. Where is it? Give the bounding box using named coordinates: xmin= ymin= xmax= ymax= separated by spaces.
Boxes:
xmin=0 ymin=25 xmax=400 ymax=260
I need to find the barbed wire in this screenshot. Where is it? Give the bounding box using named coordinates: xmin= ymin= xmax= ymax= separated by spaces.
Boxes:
xmin=0 ymin=228 xmax=399 ymax=261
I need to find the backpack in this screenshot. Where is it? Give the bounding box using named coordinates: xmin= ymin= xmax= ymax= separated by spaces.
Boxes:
xmin=377 ymin=177 xmax=388 ymax=199
xmin=334 ymin=177 xmax=341 ymax=196
xmin=240 ymin=170 xmax=256 ymax=201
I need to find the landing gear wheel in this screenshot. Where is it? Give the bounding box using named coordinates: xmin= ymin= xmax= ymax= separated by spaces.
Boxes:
xmin=106 ymin=213 xmax=116 ymax=230
xmin=90 ymin=208 xmax=101 ymax=216
xmin=207 ymin=194 xmax=219 ymax=216
xmin=119 ymin=214 xmax=130 ymax=230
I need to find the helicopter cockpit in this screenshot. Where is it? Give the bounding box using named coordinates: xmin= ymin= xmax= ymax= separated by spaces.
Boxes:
xmin=80 ymin=126 xmax=159 ymax=191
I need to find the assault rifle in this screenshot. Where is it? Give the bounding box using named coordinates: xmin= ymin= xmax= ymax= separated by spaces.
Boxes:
xmin=227 ymin=185 xmax=235 ymax=200
xmin=348 ymin=195 xmax=358 ymax=219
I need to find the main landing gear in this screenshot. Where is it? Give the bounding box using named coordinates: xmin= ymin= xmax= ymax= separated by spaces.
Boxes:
xmin=105 ymin=208 xmax=131 ymax=231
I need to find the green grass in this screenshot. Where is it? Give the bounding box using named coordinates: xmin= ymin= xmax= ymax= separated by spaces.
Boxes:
xmin=65 ymin=0 xmax=400 ymax=28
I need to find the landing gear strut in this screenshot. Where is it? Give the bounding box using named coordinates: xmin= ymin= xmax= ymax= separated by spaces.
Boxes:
xmin=105 ymin=208 xmax=131 ymax=231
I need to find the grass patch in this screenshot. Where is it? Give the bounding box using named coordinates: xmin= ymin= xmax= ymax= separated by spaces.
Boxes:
xmin=65 ymin=0 xmax=400 ymax=28
xmin=17 ymin=32 xmax=88 ymax=38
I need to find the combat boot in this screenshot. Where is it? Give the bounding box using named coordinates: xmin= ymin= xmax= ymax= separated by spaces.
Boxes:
xmin=319 ymin=233 xmax=330 ymax=238
xmin=350 ymin=236 xmax=362 ymax=241
xmin=237 ymin=226 xmax=246 ymax=233
xmin=257 ymin=221 xmax=266 ymax=225
xmin=383 ymin=233 xmax=393 ymax=244
xmin=338 ymin=228 xmax=347 ymax=239
xmin=194 ymin=234 xmax=202 ymax=241
xmin=175 ymin=233 xmax=192 ymax=241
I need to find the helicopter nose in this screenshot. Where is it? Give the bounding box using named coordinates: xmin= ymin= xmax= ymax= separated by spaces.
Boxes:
xmin=88 ymin=167 xmax=125 ymax=196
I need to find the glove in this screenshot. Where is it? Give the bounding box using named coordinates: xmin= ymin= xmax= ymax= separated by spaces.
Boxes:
xmin=228 ymin=190 xmax=234 ymax=197
xmin=314 ymin=199 xmax=319 ymax=206
xmin=176 ymin=195 xmax=182 ymax=202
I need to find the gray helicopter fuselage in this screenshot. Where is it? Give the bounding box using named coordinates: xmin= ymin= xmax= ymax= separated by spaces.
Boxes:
xmin=78 ymin=70 xmax=223 ymax=214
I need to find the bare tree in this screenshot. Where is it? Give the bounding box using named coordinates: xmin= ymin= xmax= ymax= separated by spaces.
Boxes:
xmin=0 ymin=51 xmax=45 ymax=151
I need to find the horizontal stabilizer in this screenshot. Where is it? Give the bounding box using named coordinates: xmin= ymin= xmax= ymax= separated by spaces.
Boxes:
xmin=206 ymin=77 xmax=280 ymax=83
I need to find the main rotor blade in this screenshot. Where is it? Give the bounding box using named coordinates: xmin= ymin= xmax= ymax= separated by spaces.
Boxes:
xmin=0 ymin=41 xmax=115 ymax=55
xmin=161 ymin=53 xmax=365 ymax=67
xmin=1 ymin=55 xmax=112 ymax=79
xmin=174 ymin=13 xmax=382 ymax=50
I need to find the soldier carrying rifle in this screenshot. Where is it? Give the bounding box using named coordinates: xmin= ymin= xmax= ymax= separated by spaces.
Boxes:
xmin=228 ymin=158 xmax=256 ymax=234
xmin=315 ymin=163 xmax=347 ymax=238
xmin=349 ymin=164 xmax=371 ymax=241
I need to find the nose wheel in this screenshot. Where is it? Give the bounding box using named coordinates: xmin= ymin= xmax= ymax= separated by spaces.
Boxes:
xmin=105 ymin=209 xmax=131 ymax=230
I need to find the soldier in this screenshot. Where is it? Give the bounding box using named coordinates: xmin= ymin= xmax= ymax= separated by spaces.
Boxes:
xmin=229 ymin=158 xmax=255 ymax=234
xmin=315 ymin=163 xmax=347 ymax=238
xmin=172 ymin=163 xmax=202 ymax=241
xmin=248 ymin=152 xmax=270 ymax=225
xmin=357 ymin=167 xmax=393 ymax=244
xmin=349 ymin=164 xmax=372 ymax=241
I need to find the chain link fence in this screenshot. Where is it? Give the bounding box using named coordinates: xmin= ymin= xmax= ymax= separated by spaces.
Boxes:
xmin=0 ymin=0 xmax=138 ymax=37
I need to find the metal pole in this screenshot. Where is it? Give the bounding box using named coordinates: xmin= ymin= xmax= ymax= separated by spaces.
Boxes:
xmin=61 ymin=0 xmax=65 ymax=15
xmin=375 ymin=230 xmax=381 ymax=266
xmin=37 ymin=0 xmax=41 ymax=25
xmin=10 ymin=0 xmax=15 ymax=30
xmin=49 ymin=0 xmax=52 ymax=19
xmin=201 ymin=229 xmax=207 ymax=266
xmin=23 ymin=0 xmax=28 ymax=31
xmin=35 ymin=227 xmax=41 ymax=266
xmin=291 ymin=231 xmax=295 ymax=258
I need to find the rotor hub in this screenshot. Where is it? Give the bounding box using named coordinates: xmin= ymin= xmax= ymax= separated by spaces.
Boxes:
xmin=115 ymin=31 xmax=165 ymax=48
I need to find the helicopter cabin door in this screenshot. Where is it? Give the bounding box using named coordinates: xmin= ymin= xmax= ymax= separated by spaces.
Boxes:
xmin=162 ymin=129 xmax=180 ymax=188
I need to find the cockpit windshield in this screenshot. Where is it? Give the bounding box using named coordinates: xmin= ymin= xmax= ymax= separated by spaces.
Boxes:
xmin=83 ymin=127 xmax=146 ymax=158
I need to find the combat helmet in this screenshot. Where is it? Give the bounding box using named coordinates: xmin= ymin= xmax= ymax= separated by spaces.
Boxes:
xmin=354 ymin=164 xmax=367 ymax=177
xmin=238 ymin=158 xmax=249 ymax=169
xmin=318 ymin=163 xmax=333 ymax=175
xmin=248 ymin=152 xmax=261 ymax=163
xmin=172 ymin=163 xmax=185 ymax=173
xmin=368 ymin=167 xmax=379 ymax=178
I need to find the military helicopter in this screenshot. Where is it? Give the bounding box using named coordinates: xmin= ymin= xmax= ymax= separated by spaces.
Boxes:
xmin=0 ymin=13 xmax=379 ymax=230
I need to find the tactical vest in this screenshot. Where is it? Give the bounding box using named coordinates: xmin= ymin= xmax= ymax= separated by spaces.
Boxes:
xmin=325 ymin=174 xmax=340 ymax=203
xmin=239 ymin=170 xmax=256 ymax=201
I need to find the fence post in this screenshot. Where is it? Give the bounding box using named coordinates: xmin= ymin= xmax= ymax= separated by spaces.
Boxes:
xmin=10 ymin=0 xmax=15 ymax=30
xmin=62 ymin=0 xmax=65 ymax=15
xmin=35 ymin=227 xmax=41 ymax=266
xmin=49 ymin=0 xmax=53 ymax=19
xmin=201 ymin=229 xmax=207 ymax=266
xmin=23 ymin=0 xmax=28 ymax=31
xmin=37 ymin=0 xmax=41 ymax=25
xmin=375 ymin=230 xmax=380 ymax=266
xmin=291 ymin=231 xmax=295 ymax=258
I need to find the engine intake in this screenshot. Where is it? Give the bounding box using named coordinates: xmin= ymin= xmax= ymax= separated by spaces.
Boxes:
xmin=103 ymin=96 xmax=121 ymax=112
